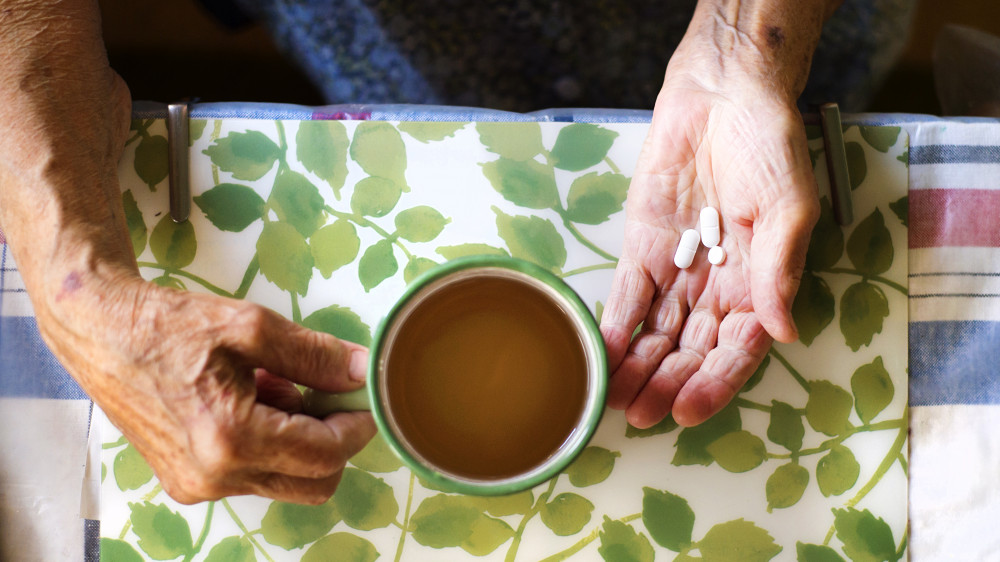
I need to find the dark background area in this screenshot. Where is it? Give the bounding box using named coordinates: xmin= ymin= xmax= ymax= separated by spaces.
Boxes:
xmin=100 ymin=0 xmax=1000 ymax=114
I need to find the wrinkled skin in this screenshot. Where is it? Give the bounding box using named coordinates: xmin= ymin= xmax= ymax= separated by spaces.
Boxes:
xmin=0 ymin=1 xmax=375 ymax=505
xmin=601 ymin=22 xmax=822 ymax=429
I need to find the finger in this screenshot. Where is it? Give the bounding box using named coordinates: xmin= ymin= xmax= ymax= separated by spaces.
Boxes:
xmin=250 ymin=470 xmax=345 ymax=505
xmin=226 ymin=302 xmax=369 ymax=392
xmin=750 ymin=191 xmax=819 ymax=344
xmin=245 ymin=407 xmax=376 ymax=479
xmin=254 ymin=369 xmax=304 ymax=413
xmin=600 ymin=256 xmax=657 ymax=372
xmin=607 ymin=285 xmax=686 ymax=410
xmin=625 ymin=306 xmax=721 ymax=428
xmin=671 ymin=311 xmax=773 ymax=426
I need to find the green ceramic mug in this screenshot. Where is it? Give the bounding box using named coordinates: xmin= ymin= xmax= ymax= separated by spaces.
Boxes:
xmin=303 ymin=256 xmax=607 ymax=495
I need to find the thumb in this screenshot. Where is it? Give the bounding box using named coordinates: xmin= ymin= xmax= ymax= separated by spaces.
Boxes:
xmin=226 ymin=303 xmax=369 ymax=393
xmin=749 ymin=195 xmax=818 ymax=343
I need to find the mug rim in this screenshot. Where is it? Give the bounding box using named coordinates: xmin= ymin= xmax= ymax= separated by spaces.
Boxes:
xmin=368 ymin=255 xmax=607 ymax=496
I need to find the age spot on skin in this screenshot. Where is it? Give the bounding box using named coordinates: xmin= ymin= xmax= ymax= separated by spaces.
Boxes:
xmin=765 ymin=26 xmax=785 ymax=50
xmin=57 ymin=271 xmax=83 ymax=301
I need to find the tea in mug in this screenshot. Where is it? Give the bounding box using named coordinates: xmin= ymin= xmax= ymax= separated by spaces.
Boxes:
xmin=383 ymin=273 xmax=589 ymax=480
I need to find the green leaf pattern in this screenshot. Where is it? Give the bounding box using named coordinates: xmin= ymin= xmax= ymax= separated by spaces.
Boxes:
xmin=105 ymin=120 xmax=908 ymax=561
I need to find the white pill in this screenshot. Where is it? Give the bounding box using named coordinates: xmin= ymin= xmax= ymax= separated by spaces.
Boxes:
xmin=708 ymin=245 xmax=727 ymax=265
xmin=700 ymin=206 xmax=721 ymax=248
xmin=673 ymin=229 xmax=701 ymax=269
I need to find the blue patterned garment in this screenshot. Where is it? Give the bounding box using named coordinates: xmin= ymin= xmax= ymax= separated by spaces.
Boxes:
xmin=230 ymin=0 xmax=915 ymax=112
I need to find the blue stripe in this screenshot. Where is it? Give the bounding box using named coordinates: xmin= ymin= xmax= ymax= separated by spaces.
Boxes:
xmin=910 ymin=144 xmax=1000 ymax=165
xmin=0 ymin=317 xmax=87 ymax=400
xmin=910 ymin=321 xmax=1000 ymax=406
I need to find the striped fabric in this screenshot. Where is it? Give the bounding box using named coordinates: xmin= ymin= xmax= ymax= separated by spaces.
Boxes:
xmin=0 ymin=108 xmax=998 ymax=560
xmin=904 ymin=119 xmax=1000 ymax=559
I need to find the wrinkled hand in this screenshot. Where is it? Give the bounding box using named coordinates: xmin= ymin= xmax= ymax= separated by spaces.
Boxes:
xmin=42 ymin=273 xmax=376 ymax=505
xmin=601 ymin=69 xmax=819 ymax=429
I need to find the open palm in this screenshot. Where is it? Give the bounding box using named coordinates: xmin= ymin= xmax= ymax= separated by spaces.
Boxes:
xmin=602 ymin=79 xmax=819 ymax=428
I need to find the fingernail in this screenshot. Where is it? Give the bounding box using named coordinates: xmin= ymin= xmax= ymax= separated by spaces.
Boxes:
xmin=348 ymin=349 xmax=368 ymax=382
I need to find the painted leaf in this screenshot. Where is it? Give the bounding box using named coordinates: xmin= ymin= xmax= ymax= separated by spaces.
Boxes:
xmin=493 ymin=207 xmax=567 ymax=272
xmin=889 ymin=195 xmax=908 ymax=227
xmin=188 ymin=119 xmax=207 ymax=146
xmin=641 ymin=487 xmax=695 ymax=551
xmin=134 ymin=134 xmax=169 ymax=190
xmin=565 ymin=172 xmax=629 ymax=224
xmin=859 ymin=126 xmax=901 ymax=153
xmin=203 ymin=130 xmax=281 ymax=181
xmin=816 ymin=444 xmax=860 ymax=497
xmin=847 ymin=209 xmax=893 ymax=276
xmin=113 ymin=444 xmax=153 ymax=491
xmin=436 ymin=243 xmax=509 ymax=260
xmin=550 ymin=123 xmax=618 ymax=171
xmin=310 ymin=219 xmax=360 ymax=278
xmin=358 ymin=239 xmax=398 ymax=292
xmin=480 ymin=490 xmax=534 ymax=517
xmin=350 ymin=121 xmax=407 ymax=187
xmin=409 ymin=494 xmax=481 ymax=548
xmin=833 ymin=508 xmax=896 ymax=562
xmin=475 ymin=122 xmax=544 ymax=161
xmin=302 ymin=533 xmax=379 ymax=562
xmin=462 ymin=513 xmax=514 ymax=556
xmin=626 ymin=415 xmax=678 ymax=439
xmin=805 ymin=380 xmax=854 ymax=436
xmin=261 ymin=499 xmax=340 ymax=549
xmin=741 ymin=354 xmax=771 ymax=393
xmin=796 ymin=542 xmax=847 ymax=562
xmin=351 ymin=176 xmax=402 ymax=218
xmin=398 ymin=121 xmax=465 ymax=143
xmin=700 ymin=519 xmax=782 ymax=562
xmin=793 ymin=271 xmax=836 ymax=346
xmin=481 ymin=157 xmax=559 ymax=209
xmin=845 ymin=141 xmax=867 ymax=191
xmin=597 ymin=517 xmax=654 ymax=562
xmin=296 ymin=120 xmax=349 ymax=198
xmin=150 ymin=215 xmax=197 ymax=269
xmin=672 ymin=401 xmax=742 ymax=466
xmin=851 ymin=356 xmax=894 ymax=423
xmin=707 ymin=430 xmax=767 ymax=473
xmin=541 ymin=493 xmax=594 ymax=536
xmin=766 ymin=463 xmax=809 ymax=512
xmin=332 ymin=467 xmax=399 ymax=531
xmin=128 ymin=501 xmax=193 ymax=560
xmin=257 ymin=222 xmax=313 ymax=295
xmin=349 ymin=433 xmax=404 ymax=473
xmin=840 ymin=282 xmax=889 ymax=351
xmin=564 ymin=446 xmax=620 ymax=487
xmin=269 ymin=170 xmax=326 ymax=238
xmin=395 ymin=206 xmax=449 ymax=242
xmin=204 ymin=536 xmax=255 ymax=562
xmin=767 ymin=400 xmax=804 ymax=452
xmin=805 ymin=125 xmax=823 ymax=141
xmin=152 ymin=274 xmax=185 ymax=290
xmin=805 ymin=197 xmax=845 ymax=271
xmin=193 ymin=183 xmax=265 ymax=232
xmin=100 ymin=539 xmax=143 ymax=562
xmin=403 ymin=256 xmax=438 ymax=284
xmin=301 ymin=304 xmax=372 ymax=347
xmin=122 ymin=190 xmax=147 ymax=257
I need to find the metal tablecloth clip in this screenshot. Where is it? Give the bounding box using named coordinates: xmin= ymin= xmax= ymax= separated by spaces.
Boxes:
xmin=166 ymin=102 xmax=191 ymax=223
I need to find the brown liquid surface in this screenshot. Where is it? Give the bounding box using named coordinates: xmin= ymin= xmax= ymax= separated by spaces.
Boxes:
xmin=385 ymin=275 xmax=588 ymax=480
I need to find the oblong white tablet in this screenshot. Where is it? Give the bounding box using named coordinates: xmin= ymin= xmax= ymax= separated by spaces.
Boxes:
xmin=700 ymin=206 xmax=721 ymax=248
xmin=673 ymin=229 xmax=701 ymax=269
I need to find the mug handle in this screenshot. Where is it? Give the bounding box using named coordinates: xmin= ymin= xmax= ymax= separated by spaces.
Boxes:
xmin=302 ymin=387 xmax=371 ymax=417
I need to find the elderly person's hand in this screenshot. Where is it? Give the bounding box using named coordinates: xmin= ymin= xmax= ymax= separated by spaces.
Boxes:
xmin=601 ymin=0 xmax=836 ymax=428
xmin=0 ymin=0 xmax=375 ymax=504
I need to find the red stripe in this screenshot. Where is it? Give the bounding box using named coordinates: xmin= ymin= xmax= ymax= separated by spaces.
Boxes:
xmin=910 ymin=189 xmax=1000 ymax=248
